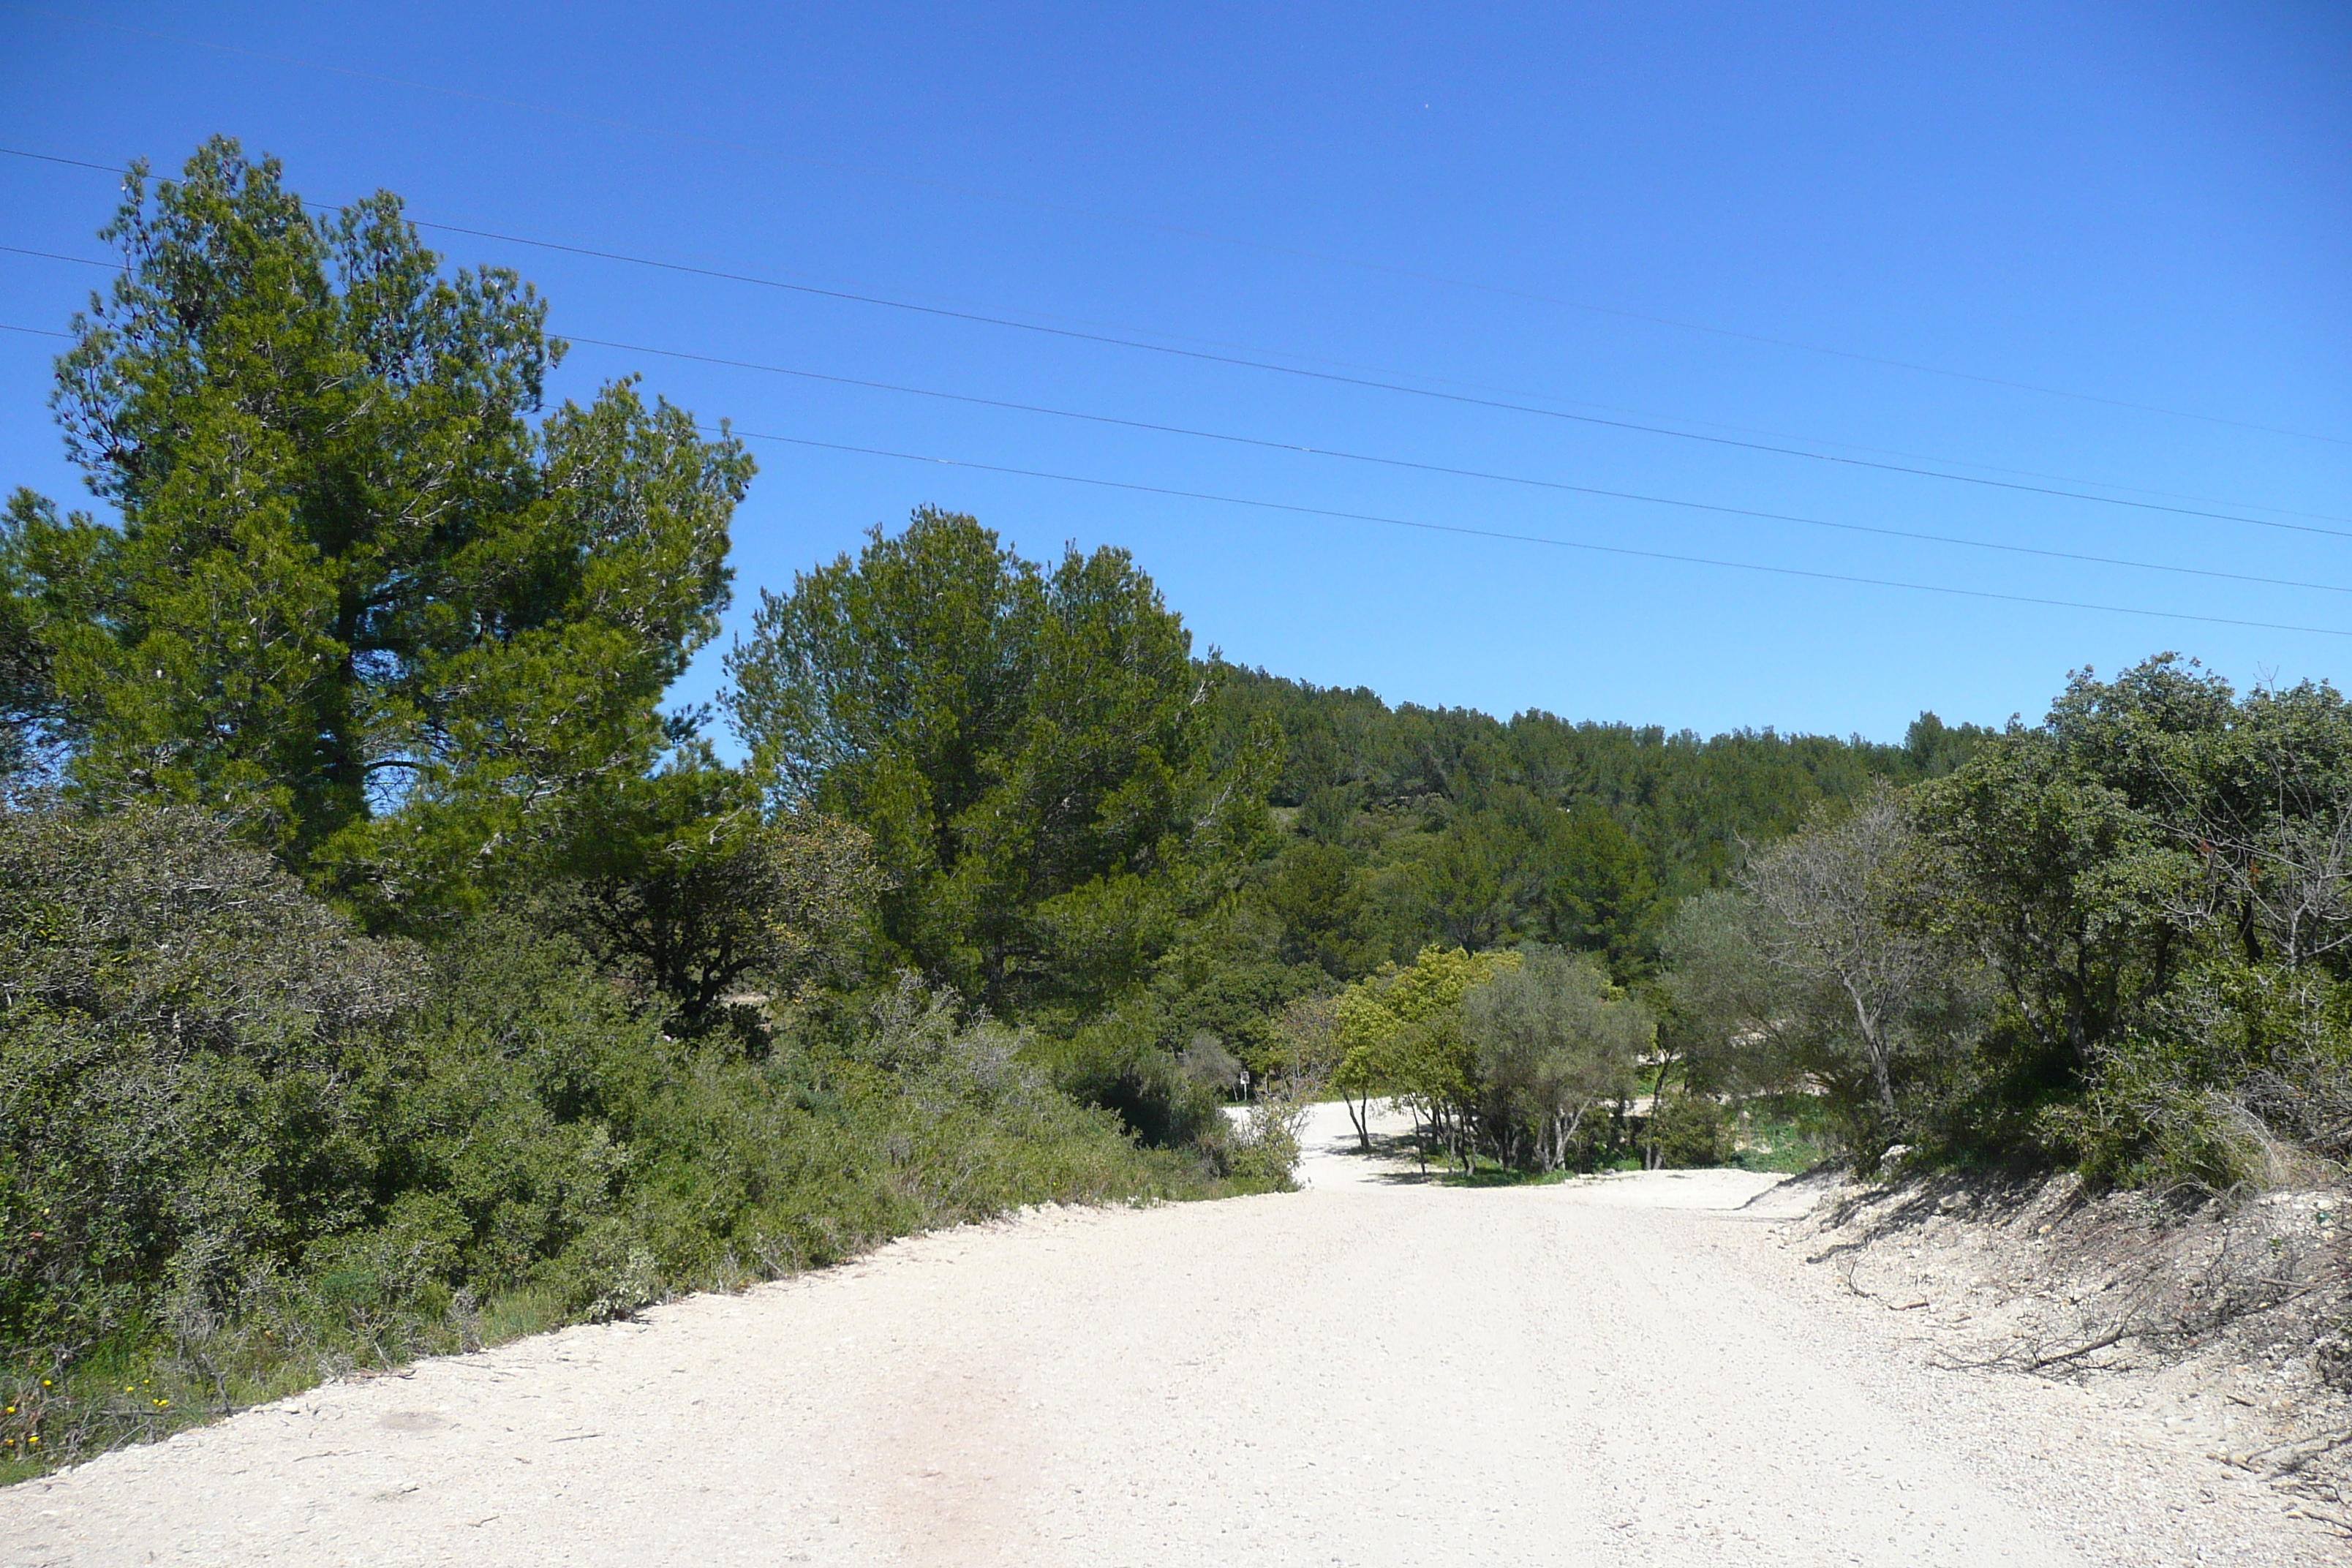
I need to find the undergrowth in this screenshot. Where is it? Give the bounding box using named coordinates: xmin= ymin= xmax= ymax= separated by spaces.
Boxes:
xmin=0 ymin=805 xmax=1245 ymax=1481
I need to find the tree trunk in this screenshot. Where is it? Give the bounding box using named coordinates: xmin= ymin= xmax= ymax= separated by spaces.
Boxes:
xmin=1841 ymin=979 xmax=1901 ymax=1122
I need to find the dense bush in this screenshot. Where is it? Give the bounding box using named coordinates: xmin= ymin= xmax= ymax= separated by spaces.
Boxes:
xmin=1640 ymin=1093 xmax=1732 ymax=1169
xmin=0 ymin=799 xmax=1207 ymax=1477
xmin=1656 ymin=656 xmax=2352 ymax=1192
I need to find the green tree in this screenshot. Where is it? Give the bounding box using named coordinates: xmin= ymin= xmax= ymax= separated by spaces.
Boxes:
xmin=3 ymin=140 xmax=750 ymax=913
xmin=725 ymin=507 xmax=1273 ymax=1006
xmin=1261 ymin=840 xmax=1383 ymax=977
xmin=1460 ymin=948 xmax=1648 ymax=1170
xmin=1915 ymin=720 xmax=2190 ymax=1079
xmin=1407 ymin=817 xmax=1514 ymax=951
xmin=1740 ymin=787 xmax=1942 ymax=1123
xmin=552 ymin=758 xmax=884 ymax=1037
xmin=1330 ymin=944 xmax=1522 ymax=1164
xmin=1656 ymin=889 xmax=1796 ymax=1098
xmin=1539 ymin=805 xmax=1663 ymax=978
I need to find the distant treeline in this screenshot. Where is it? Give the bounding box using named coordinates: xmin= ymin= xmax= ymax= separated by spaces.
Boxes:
xmin=1212 ymin=667 xmax=1989 ymax=981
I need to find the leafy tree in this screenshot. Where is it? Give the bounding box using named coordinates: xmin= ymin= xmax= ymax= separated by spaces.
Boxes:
xmin=0 ymin=510 xmax=60 ymax=781
xmin=1 ymin=138 xmax=750 ymax=913
xmin=1915 ymin=717 xmax=2190 ymax=1079
xmin=1406 ymin=816 xmax=1515 ymax=951
xmin=725 ymin=506 xmax=1273 ymax=1006
xmin=1539 ymin=804 xmax=1663 ymax=978
xmin=1902 ymin=711 xmax=1990 ymax=779
xmin=1260 ymin=840 xmax=1383 ymax=977
xmin=1331 ymin=944 xmax=1522 ymax=1163
xmin=1460 ymin=948 xmax=1648 ymax=1170
xmin=1656 ymin=889 xmax=1795 ymax=1097
xmin=1739 ymin=787 xmax=1941 ymax=1123
xmin=552 ymin=758 xmax=883 ymax=1036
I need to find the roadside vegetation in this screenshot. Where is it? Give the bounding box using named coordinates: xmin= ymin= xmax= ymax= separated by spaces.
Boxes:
xmin=4 ymin=138 xmax=2342 ymax=1480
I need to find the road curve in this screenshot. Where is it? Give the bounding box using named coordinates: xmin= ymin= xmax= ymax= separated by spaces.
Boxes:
xmin=1 ymin=1105 xmax=2332 ymax=1567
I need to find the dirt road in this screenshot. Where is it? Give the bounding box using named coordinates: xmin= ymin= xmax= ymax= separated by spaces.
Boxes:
xmin=3 ymin=1104 xmax=2334 ymax=1566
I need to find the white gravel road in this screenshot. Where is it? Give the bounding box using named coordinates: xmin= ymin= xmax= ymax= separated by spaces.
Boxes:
xmin=2 ymin=1102 xmax=2337 ymax=1567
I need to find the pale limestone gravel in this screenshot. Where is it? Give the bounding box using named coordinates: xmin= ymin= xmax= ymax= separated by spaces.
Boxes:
xmin=2 ymin=1102 xmax=2337 ymax=1567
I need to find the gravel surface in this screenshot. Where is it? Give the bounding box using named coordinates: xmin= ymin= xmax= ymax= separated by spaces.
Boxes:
xmin=3 ymin=1103 xmax=2337 ymax=1567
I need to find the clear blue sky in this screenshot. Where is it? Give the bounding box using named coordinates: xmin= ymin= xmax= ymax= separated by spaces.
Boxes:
xmin=3 ymin=1 xmax=2348 ymax=744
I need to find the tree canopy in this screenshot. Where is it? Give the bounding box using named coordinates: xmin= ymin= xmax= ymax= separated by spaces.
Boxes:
xmin=725 ymin=506 xmax=1273 ymax=1008
xmin=2 ymin=137 xmax=752 ymax=918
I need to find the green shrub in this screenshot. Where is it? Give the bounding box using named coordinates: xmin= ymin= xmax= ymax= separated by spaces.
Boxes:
xmin=1643 ymin=1093 xmax=1731 ymax=1168
xmin=1023 ymin=1001 xmax=1228 ymax=1150
xmin=2073 ymin=962 xmax=2352 ymax=1194
xmin=0 ymin=801 xmax=1212 ymax=1479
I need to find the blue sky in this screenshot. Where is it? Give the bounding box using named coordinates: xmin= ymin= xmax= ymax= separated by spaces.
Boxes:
xmin=2 ymin=1 xmax=2348 ymax=745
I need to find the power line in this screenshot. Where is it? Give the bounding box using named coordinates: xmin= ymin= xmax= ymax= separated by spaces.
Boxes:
xmin=5 ymin=298 xmax=2341 ymax=595
xmin=562 ymin=334 xmax=2352 ymax=589
xmin=0 ymin=242 xmax=118 ymax=270
xmin=8 ymin=192 xmax=2332 ymax=540
xmin=725 ymin=426 xmax=2352 ymax=641
xmin=6 ymin=1 xmax=2340 ymax=449
xmin=10 ymin=144 xmax=2345 ymax=531
xmin=363 ymin=221 xmax=2352 ymax=537
xmin=9 ymin=170 xmax=2348 ymax=587
xmin=7 ymin=282 xmax=2345 ymax=629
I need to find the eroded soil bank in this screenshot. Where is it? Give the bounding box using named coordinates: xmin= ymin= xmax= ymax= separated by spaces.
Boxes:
xmin=1790 ymin=1159 xmax=2352 ymax=1531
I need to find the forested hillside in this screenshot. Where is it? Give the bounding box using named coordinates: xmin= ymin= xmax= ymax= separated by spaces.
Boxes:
xmin=715 ymin=510 xmax=1981 ymax=1142
xmin=1218 ymin=668 xmax=1984 ymax=976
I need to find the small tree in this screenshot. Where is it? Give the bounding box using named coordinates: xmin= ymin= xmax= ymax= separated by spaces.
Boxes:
xmin=1657 ymin=889 xmax=1798 ymax=1099
xmin=1461 ymin=948 xmax=1647 ymax=1170
xmin=1739 ymin=786 xmax=1934 ymax=1125
xmin=1330 ymin=946 xmax=1521 ymax=1166
xmin=556 ymin=761 xmax=883 ymax=1036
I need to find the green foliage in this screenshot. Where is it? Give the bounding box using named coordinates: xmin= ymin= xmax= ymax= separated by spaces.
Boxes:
xmin=1659 ymin=655 xmax=2352 ymax=1190
xmin=1727 ymin=1097 xmax=1836 ymax=1174
xmin=1210 ymin=667 xmax=1986 ymax=980
xmin=1642 ymin=1093 xmax=1731 ymax=1169
xmin=0 ymin=801 xmax=416 ymax=1365
xmin=1259 ymin=840 xmax=1384 ymax=978
xmin=1020 ymin=1002 xmax=1228 ymax=1151
xmin=2070 ymin=961 xmax=2352 ymax=1193
xmin=547 ymin=755 xmax=885 ymax=1036
xmin=4 ymin=138 xmax=750 ymax=916
xmin=0 ymin=799 xmax=1203 ymax=1476
xmin=1461 ymin=947 xmax=1649 ymax=1170
xmin=725 ymin=508 xmax=1275 ymax=1009
xmin=1330 ymin=945 xmax=1521 ymax=1110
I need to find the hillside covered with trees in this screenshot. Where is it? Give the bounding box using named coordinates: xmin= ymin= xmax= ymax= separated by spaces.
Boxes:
xmin=5 ymin=140 xmax=2341 ymax=1480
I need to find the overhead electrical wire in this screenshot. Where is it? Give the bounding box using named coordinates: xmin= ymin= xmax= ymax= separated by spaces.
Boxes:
xmin=558 ymin=334 xmax=2352 ymax=588
xmin=721 ymin=426 xmax=2352 ymax=641
xmin=2 ymin=295 xmax=2344 ymax=634
xmin=0 ymin=243 xmax=117 ymax=270
xmin=4 ymin=2 xmax=2340 ymax=449
xmin=0 ymin=189 xmax=2332 ymax=543
xmin=7 ymin=146 xmax=2344 ymax=532
xmin=294 ymin=225 xmax=2352 ymax=536
xmin=5 ymin=183 xmax=2348 ymax=630
xmin=5 ymin=265 xmax=2343 ymax=587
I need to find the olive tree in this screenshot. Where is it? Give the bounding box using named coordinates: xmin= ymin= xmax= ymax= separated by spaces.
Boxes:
xmin=1461 ymin=947 xmax=1647 ymax=1171
xmin=1738 ymin=788 xmax=1929 ymax=1122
